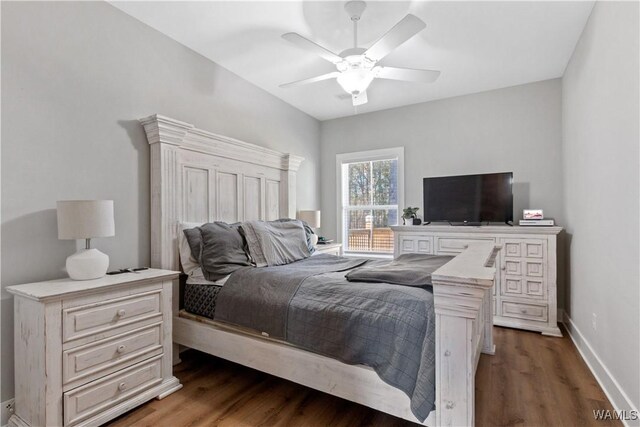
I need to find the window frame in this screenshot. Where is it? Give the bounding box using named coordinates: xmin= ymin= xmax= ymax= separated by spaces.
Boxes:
xmin=335 ymin=147 xmax=405 ymax=256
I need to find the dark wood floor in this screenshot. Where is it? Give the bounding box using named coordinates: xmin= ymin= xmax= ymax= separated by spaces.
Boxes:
xmin=108 ymin=325 xmax=620 ymax=427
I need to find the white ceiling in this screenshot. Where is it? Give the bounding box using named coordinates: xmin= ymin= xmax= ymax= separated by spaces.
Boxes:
xmin=111 ymin=1 xmax=594 ymax=121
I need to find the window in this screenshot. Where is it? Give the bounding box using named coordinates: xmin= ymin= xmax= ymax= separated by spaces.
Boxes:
xmin=337 ymin=148 xmax=404 ymax=255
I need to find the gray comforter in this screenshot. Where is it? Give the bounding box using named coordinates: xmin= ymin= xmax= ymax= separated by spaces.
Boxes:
xmin=215 ymin=255 xmax=367 ymax=338
xmin=214 ymin=254 xmax=447 ymax=421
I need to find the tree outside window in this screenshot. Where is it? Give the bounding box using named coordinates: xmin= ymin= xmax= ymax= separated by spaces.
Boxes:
xmin=342 ymin=158 xmax=398 ymax=253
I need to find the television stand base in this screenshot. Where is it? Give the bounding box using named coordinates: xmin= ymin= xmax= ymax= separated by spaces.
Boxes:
xmin=448 ymin=221 xmax=483 ymax=226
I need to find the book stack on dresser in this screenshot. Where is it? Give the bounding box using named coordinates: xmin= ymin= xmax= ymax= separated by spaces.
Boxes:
xmin=6 ymin=269 xmax=181 ymax=427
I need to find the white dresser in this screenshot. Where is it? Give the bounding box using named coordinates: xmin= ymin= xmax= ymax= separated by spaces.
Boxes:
xmin=391 ymin=225 xmax=563 ymax=337
xmin=6 ymin=269 xmax=182 ymax=427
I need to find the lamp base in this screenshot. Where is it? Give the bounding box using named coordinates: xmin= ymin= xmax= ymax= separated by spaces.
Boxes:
xmin=66 ymin=248 xmax=109 ymax=280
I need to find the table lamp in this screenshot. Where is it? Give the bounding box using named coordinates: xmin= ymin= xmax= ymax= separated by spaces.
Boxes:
xmin=297 ymin=210 xmax=321 ymax=246
xmin=57 ymin=200 xmax=115 ymax=280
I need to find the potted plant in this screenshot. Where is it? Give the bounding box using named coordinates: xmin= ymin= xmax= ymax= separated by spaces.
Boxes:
xmin=402 ymin=207 xmax=421 ymax=225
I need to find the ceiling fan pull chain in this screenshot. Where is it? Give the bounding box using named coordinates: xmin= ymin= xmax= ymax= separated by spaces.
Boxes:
xmin=353 ymin=19 xmax=358 ymax=48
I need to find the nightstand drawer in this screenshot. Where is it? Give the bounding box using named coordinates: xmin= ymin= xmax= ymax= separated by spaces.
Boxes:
xmin=314 ymin=243 xmax=342 ymax=256
xmin=64 ymin=356 xmax=163 ymax=426
xmin=63 ymin=323 xmax=163 ymax=388
xmin=63 ymin=289 xmax=162 ymax=343
xmin=501 ymin=301 xmax=548 ymax=322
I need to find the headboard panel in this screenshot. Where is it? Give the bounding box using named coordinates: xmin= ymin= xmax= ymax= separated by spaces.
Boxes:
xmin=140 ymin=114 xmax=304 ymax=271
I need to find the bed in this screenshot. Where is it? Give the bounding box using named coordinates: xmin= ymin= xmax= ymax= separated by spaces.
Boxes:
xmin=140 ymin=114 xmax=498 ymax=426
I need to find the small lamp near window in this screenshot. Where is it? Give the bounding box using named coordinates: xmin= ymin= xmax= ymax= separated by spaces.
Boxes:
xmin=297 ymin=210 xmax=321 ymax=246
xmin=57 ymin=200 xmax=115 ymax=280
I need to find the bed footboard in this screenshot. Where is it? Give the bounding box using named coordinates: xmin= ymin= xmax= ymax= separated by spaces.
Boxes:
xmin=432 ymin=242 xmax=499 ymax=426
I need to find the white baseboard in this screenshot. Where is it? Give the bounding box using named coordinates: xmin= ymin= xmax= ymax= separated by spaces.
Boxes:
xmin=562 ymin=313 xmax=639 ymax=427
xmin=1 ymin=398 xmax=14 ymax=427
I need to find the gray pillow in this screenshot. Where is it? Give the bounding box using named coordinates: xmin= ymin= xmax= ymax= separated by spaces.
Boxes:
xmin=183 ymin=222 xmax=252 ymax=281
xmin=183 ymin=227 xmax=203 ymax=262
xmin=274 ymin=218 xmax=315 ymax=254
xmin=241 ymin=219 xmax=311 ymax=267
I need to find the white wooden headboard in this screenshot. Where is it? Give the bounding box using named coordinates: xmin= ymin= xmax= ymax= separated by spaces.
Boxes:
xmin=140 ymin=114 xmax=304 ymax=271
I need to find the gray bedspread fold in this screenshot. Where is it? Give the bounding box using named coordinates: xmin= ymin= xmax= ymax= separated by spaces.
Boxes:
xmin=345 ymin=253 xmax=454 ymax=286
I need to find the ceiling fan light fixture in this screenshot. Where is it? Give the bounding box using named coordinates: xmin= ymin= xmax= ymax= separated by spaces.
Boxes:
xmin=336 ymin=66 xmax=376 ymax=94
xmin=280 ymin=1 xmax=437 ymax=107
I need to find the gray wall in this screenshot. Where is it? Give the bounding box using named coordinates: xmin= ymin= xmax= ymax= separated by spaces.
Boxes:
xmin=320 ymin=79 xmax=563 ymax=235
xmin=0 ymin=1 xmax=320 ymax=401
xmin=562 ymin=1 xmax=639 ymax=411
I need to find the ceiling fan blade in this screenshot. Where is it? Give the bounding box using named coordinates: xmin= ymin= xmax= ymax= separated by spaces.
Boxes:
xmin=280 ymin=72 xmax=340 ymax=88
xmin=282 ymin=33 xmax=343 ymax=64
xmin=364 ymin=14 xmax=426 ymax=62
xmin=352 ymin=91 xmax=368 ymax=106
xmin=377 ymin=66 xmax=440 ymax=83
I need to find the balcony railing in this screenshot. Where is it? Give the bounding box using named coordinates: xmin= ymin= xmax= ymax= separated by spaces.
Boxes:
xmin=347 ymin=227 xmax=394 ymax=253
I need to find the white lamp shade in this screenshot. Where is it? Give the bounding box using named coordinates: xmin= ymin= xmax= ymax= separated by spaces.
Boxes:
xmin=298 ymin=210 xmax=321 ymax=228
xmin=57 ymin=200 xmax=115 ymax=240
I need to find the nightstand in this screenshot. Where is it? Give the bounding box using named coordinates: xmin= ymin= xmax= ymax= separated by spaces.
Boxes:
xmin=314 ymin=243 xmax=343 ymax=256
xmin=6 ymin=269 xmax=182 ymax=427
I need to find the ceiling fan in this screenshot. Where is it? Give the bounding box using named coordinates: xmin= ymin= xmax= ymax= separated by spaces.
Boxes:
xmin=280 ymin=1 xmax=440 ymax=107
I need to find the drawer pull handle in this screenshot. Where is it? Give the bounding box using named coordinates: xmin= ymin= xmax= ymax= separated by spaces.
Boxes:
xmin=116 ymin=345 xmax=126 ymax=354
xmin=118 ymin=382 xmax=127 ymax=392
xmin=116 ymin=309 xmax=126 ymax=317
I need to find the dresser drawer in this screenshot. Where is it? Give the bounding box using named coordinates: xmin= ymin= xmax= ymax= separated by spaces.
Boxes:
xmin=397 ymin=235 xmax=434 ymax=254
xmin=501 ymin=276 xmax=547 ymax=300
xmin=502 ymin=239 xmax=545 ymax=259
xmin=501 ymin=301 xmax=548 ymax=322
xmin=502 ymin=259 xmax=545 ymax=278
xmin=64 ymin=356 xmax=163 ymax=426
xmin=63 ymin=289 xmax=162 ymax=343
xmin=63 ymin=323 xmax=163 ymax=388
xmin=525 ymin=260 xmax=544 ymax=277
xmin=435 ymin=237 xmax=495 ymax=254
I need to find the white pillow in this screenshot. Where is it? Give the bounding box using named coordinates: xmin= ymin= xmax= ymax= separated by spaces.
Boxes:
xmin=186 ymin=267 xmax=229 ymax=286
xmin=178 ymin=222 xmax=204 ymax=274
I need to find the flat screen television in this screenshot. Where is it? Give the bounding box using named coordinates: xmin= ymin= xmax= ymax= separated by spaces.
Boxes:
xmin=423 ymin=172 xmax=513 ymax=225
